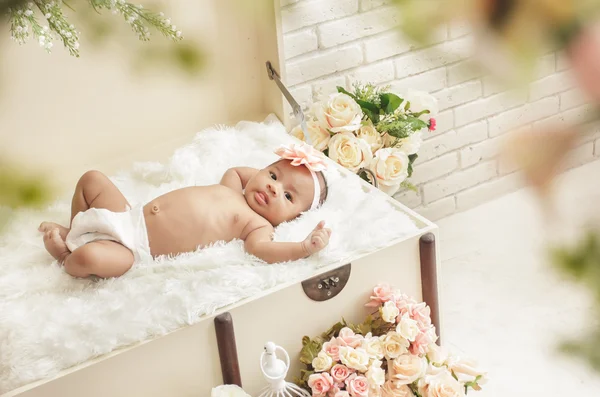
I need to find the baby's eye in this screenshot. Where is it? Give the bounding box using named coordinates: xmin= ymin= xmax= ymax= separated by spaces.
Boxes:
xmin=270 ymin=172 xmax=277 ymax=180
xmin=285 ymin=192 xmax=292 ymax=201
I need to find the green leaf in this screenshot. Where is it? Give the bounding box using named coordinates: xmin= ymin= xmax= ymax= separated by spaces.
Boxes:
xmin=356 ymin=99 xmax=380 ymax=124
xmin=407 ymin=116 xmax=428 ymax=131
xmin=380 ymin=93 xmax=403 ymax=114
xmin=321 ymin=321 xmax=346 ymax=340
xmin=401 ymin=181 xmax=418 ymax=192
xmin=337 ymin=86 xmax=357 ymax=100
xmin=299 ymin=338 xmax=322 ymax=365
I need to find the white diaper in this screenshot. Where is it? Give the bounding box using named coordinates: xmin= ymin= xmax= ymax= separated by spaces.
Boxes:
xmin=65 ymin=205 xmax=153 ymax=265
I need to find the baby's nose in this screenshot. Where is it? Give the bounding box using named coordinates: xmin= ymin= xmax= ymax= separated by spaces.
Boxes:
xmin=267 ymin=183 xmax=278 ymax=196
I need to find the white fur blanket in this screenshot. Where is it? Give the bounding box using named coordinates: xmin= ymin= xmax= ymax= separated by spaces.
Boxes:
xmin=0 ymin=118 xmax=418 ymax=393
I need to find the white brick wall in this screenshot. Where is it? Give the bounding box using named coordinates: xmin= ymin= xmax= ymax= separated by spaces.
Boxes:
xmin=280 ymin=0 xmax=595 ymax=221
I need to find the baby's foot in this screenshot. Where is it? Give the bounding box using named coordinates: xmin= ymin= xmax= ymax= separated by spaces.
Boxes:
xmin=43 ymin=228 xmax=70 ymax=263
xmin=39 ymin=222 xmax=69 ymax=241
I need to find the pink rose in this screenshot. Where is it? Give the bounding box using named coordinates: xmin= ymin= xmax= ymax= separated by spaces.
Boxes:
xmin=337 ymin=327 xmax=364 ymax=348
xmin=334 ymin=392 xmax=351 ymax=397
xmin=324 ymin=337 xmax=342 ymax=361
xmin=331 ymin=364 xmax=353 ymax=383
xmin=428 ymin=118 xmax=437 ymax=132
xmin=407 ymin=302 xmax=431 ymax=329
xmin=329 ymin=383 xmax=342 ymax=396
xmin=366 ymin=284 xmax=394 ymax=307
xmin=309 ymin=372 xmax=334 ymax=396
xmin=409 ymin=330 xmax=433 ymax=356
xmin=345 ymin=374 xmax=370 ymax=397
xmin=394 ymin=295 xmax=417 ymax=317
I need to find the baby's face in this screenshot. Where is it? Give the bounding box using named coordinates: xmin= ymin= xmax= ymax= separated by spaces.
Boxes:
xmin=245 ymin=160 xmax=315 ymax=226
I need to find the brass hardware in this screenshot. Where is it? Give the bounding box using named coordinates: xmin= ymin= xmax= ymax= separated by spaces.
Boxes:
xmin=302 ymin=264 xmax=351 ymax=302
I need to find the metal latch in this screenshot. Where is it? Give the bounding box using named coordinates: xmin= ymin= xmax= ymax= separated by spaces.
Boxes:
xmin=302 ymin=263 xmax=351 ymax=301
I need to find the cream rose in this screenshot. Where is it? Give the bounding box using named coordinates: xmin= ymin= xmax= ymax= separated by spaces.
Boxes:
xmin=381 ymin=381 xmax=415 ymax=397
xmin=361 ymin=333 xmax=385 ymax=361
xmin=404 ymin=89 xmax=438 ymax=122
xmin=316 ymin=93 xmax=363 ymax=133
xmin=396 ymin=132 xmax=422 ymax=155
xmin=381 ymin=301 xmax=400 ymax=323
xmin=290 ymin=119 xmax=331 ymax=151
xmin=366 ymin=363 xmax=386 ymax=387
xmin=211 ymin=385 xmax=252 ymax=397
xmin=391 ymin=354 xmax=426 ymax=385
xmin=357 ymin=122 xmax=383 ymax=154
xmin=313 ymin=351 xmax=334 ymax=372
xmin=328 ymin=132 xmax=373 ymax=172
xmin=446 ymin=356 xmax=487 ymax=386
xmin=426 ymin=343 xmax=449 ymax=366
xmin=396 ymin=315 xmax=420 ymax=342
xmin=419 ymin=369 xmax=465 ymax=397
xmin=382 ymin=332 xmax=409 ymax=360
xmin=368 ymin=148 xmax=410 ymax=196
xmin=339 ymin=346 xmax=370 ymax=372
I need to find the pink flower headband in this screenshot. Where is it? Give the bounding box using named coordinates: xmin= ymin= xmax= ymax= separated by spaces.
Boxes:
xmin=274 ymin=143 xmax=327 ymax=210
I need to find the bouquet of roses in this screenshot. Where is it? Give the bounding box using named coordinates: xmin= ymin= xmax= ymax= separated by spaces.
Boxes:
xmin=291 ymin=83 xmax=438 ymax=196
xmin=296 ymin=284 xmax=486 ymax=397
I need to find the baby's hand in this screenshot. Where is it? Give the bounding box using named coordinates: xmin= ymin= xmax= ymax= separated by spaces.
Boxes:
xmin=302 ymin=221 xmax=332 ymax=256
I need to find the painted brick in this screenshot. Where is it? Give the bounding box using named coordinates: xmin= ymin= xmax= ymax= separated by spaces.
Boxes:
xmin=434 ymin=80 xmax=482 ymax=111
xmin=410 ymin=153 xmax=459 ymax=185
xmin=449 ymin=20 xmax=470 ymax=38
xmin=415 ymin=197 xmax=456 ymax=221
xmin=347 ymin=60 xmax=395 ymax=85
xmin=363 ymin=31 xmax=412 ymax=63
xmin=447 ymin=60 xmax=482 ymax=86
xmin=393 ymin=188 xmax=422 ymax=208
xmin=560 ymin=104 xmax=596 ymax=126
xmin=580 ymin=121 xmax=600 ymax=143
xmin=535 ymin=53 xmax=556 ymax=79
xmin=318 ymin=6 xmax=400 ymax=48
xmin=281 ymin=0 xmax=300 ymax=6
xmin=423 ymin=160 xmax=497 ymax=203
xmin=459 ymin=135 xmax=505 ymax=168
xmin=311 ymin=75 xmax=348 ymax=99
xmin=456 ymin=172 xmax=523 ymax=211
xmin=285 ymin=29 xmax=318 ymax=59
xmin=560 ymin=88 xmax=588 ymax=111
xmin=564 ymin=141 xmax=595 ymax=169
xmin=395 ymin=37 xmax=471 ymax=79
xmin=390 ymin=68 xmax=447 ymax=96
xmin=289 ymin=84 xmax=313 ymax=110
xmin=529 ymin=71 xmax=574 ymax=101
xmin=454 ymin=91 xmax=527 ymax=127
xmin=282 ymin=0 xmax=359 ymax=33
xmin=482 ymin=76 xmax=505 ymax=97
xmin=596 ymin=139 xmax=600 ymax=157
xmin=487 ymin=96 xmax=560 ymax=137
xmin=286 ymin=45 xmax=363 ymax=86
xmin=556 ymin=52 xmax=571 ymax=71
xmin=359 ymin=0 xmax=392 ymax=11
xmin=416 ymin=120 xmax=487 ymax=164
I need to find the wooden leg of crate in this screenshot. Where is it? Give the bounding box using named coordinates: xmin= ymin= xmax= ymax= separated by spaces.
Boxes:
xmin=420 ymin=232 xmax=441 ymax=344
xmin=214 ymin=312 xmax=242 ymax=387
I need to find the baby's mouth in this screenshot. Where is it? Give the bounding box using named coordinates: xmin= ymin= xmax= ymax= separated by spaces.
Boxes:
xmin=255 ymin=191 xmax=269 ymax=205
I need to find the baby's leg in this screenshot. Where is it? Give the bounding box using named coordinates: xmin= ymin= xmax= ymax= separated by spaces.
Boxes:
xmin=63 ymin=240 xmax=134 ymax=278
xmin=70 ymin=170 xmax=130 ymax=223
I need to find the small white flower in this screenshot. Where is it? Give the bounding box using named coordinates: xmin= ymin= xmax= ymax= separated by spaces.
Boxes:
xmin=45 ymin=13 xmax=51 ymax=19
xmin=111 ymin=10 xmax=118 ymax=15
xmin=69 ymin=24 xmax=74 ymax=29
xmin=45 ymin=4 xmax=51 ymax=10
xmin=16 ymin=26 xmax=23 ymax=32
xmin=137 ymin=4 xmax=143 ymax=8
xmin=159 ymin=12 xmax=164 ymax=17
xmin=66 ymin=32 xmax=72 ymax=38
xmin=27 ymin=2 xmax=33 ymax=8
xmin=171 ymin=24 xmax=177 ymax=30
xmin=24 ymin=10 xmax=33 ymax=16
xmin=176 ymin=31 xmax=182 ymax=37
xmin=165 ymin=18 xmax=171 ymax=25
xmin=17 ymin=9 xmax=23 ymax=15
xmin=127 ymin=16 xmax=135 ymax=23
xmin=46 ymin=41 xmax=53 ymax=49
xmin=38 ymin=35 xmax=45 ymax=43
xmin=42 ymin=26 xmax=49 ymax=32
xmin=73 ymin=41 xmax=80 ymax=49
xmin=60 ymin=29 xmax=66 ymax=35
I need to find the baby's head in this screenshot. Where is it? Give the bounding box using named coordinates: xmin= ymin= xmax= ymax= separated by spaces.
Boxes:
xmin=245 ymin=144 xmax=328 ymax=226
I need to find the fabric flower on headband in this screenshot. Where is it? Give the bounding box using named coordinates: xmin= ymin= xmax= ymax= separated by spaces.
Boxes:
xmin=274 ymin=143 xmax=327 ymax=172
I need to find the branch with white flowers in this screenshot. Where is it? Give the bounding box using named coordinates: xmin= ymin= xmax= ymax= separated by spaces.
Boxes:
xmin=6 ymin=0 xmax=182 ymax=57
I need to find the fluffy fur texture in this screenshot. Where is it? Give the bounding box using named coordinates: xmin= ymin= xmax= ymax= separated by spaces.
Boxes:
xmin=0 ymin=119 xmax=418 ymax=392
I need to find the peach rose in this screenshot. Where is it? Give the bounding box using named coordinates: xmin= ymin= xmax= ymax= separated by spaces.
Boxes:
xmin=308 ymin=372 xmax=334 ymax=396
xmin=382 ymin=332 xmax=409 ymax=360
xmin=290 ymin=119 xmax=331 ymax=152
xmin=339 ymin=346 xmax=370 ymax=372
xmin=426 ymin=343 xmax=448 ymax=366
xmin=323 ymin=337 xmax=342 ymax=361
xmin=381 ymin=301 xmax=400 ymax=323
xmin=419 ymin=369 xmax=465 ymax=397
xmin=345 ymin=374 xmax=370 ymax=397
xmin=338 ymin=327 xmax=364 ymax=348
xmin=367 ymin=148 xmax=410 ymax=196
xmin=391 ymin=354 xmax=426 ymax=385
xmin=316 ymin=93 xmax=363 ymax=133
xmin=446 ymin=356 xmax=487 ymax=386
xmin=331 ymin=364 xmax=353 ymax=384
xmin=357 ymin=122 xmax=383 ymax=154
xmin=328 ymin=132 xmax=373 ymax=173
xmin=381 ymin=381 xmax=415 ymax=397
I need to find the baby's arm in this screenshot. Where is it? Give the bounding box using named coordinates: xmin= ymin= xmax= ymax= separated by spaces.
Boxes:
xmin=220 ymin=167 xmax=259 ymax=192
xmin=245 ymin=221 xmax=331 ymax=264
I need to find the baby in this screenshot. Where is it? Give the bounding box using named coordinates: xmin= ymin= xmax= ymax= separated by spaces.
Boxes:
xmin=38 ymin=143 xmax=332 ymax=278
